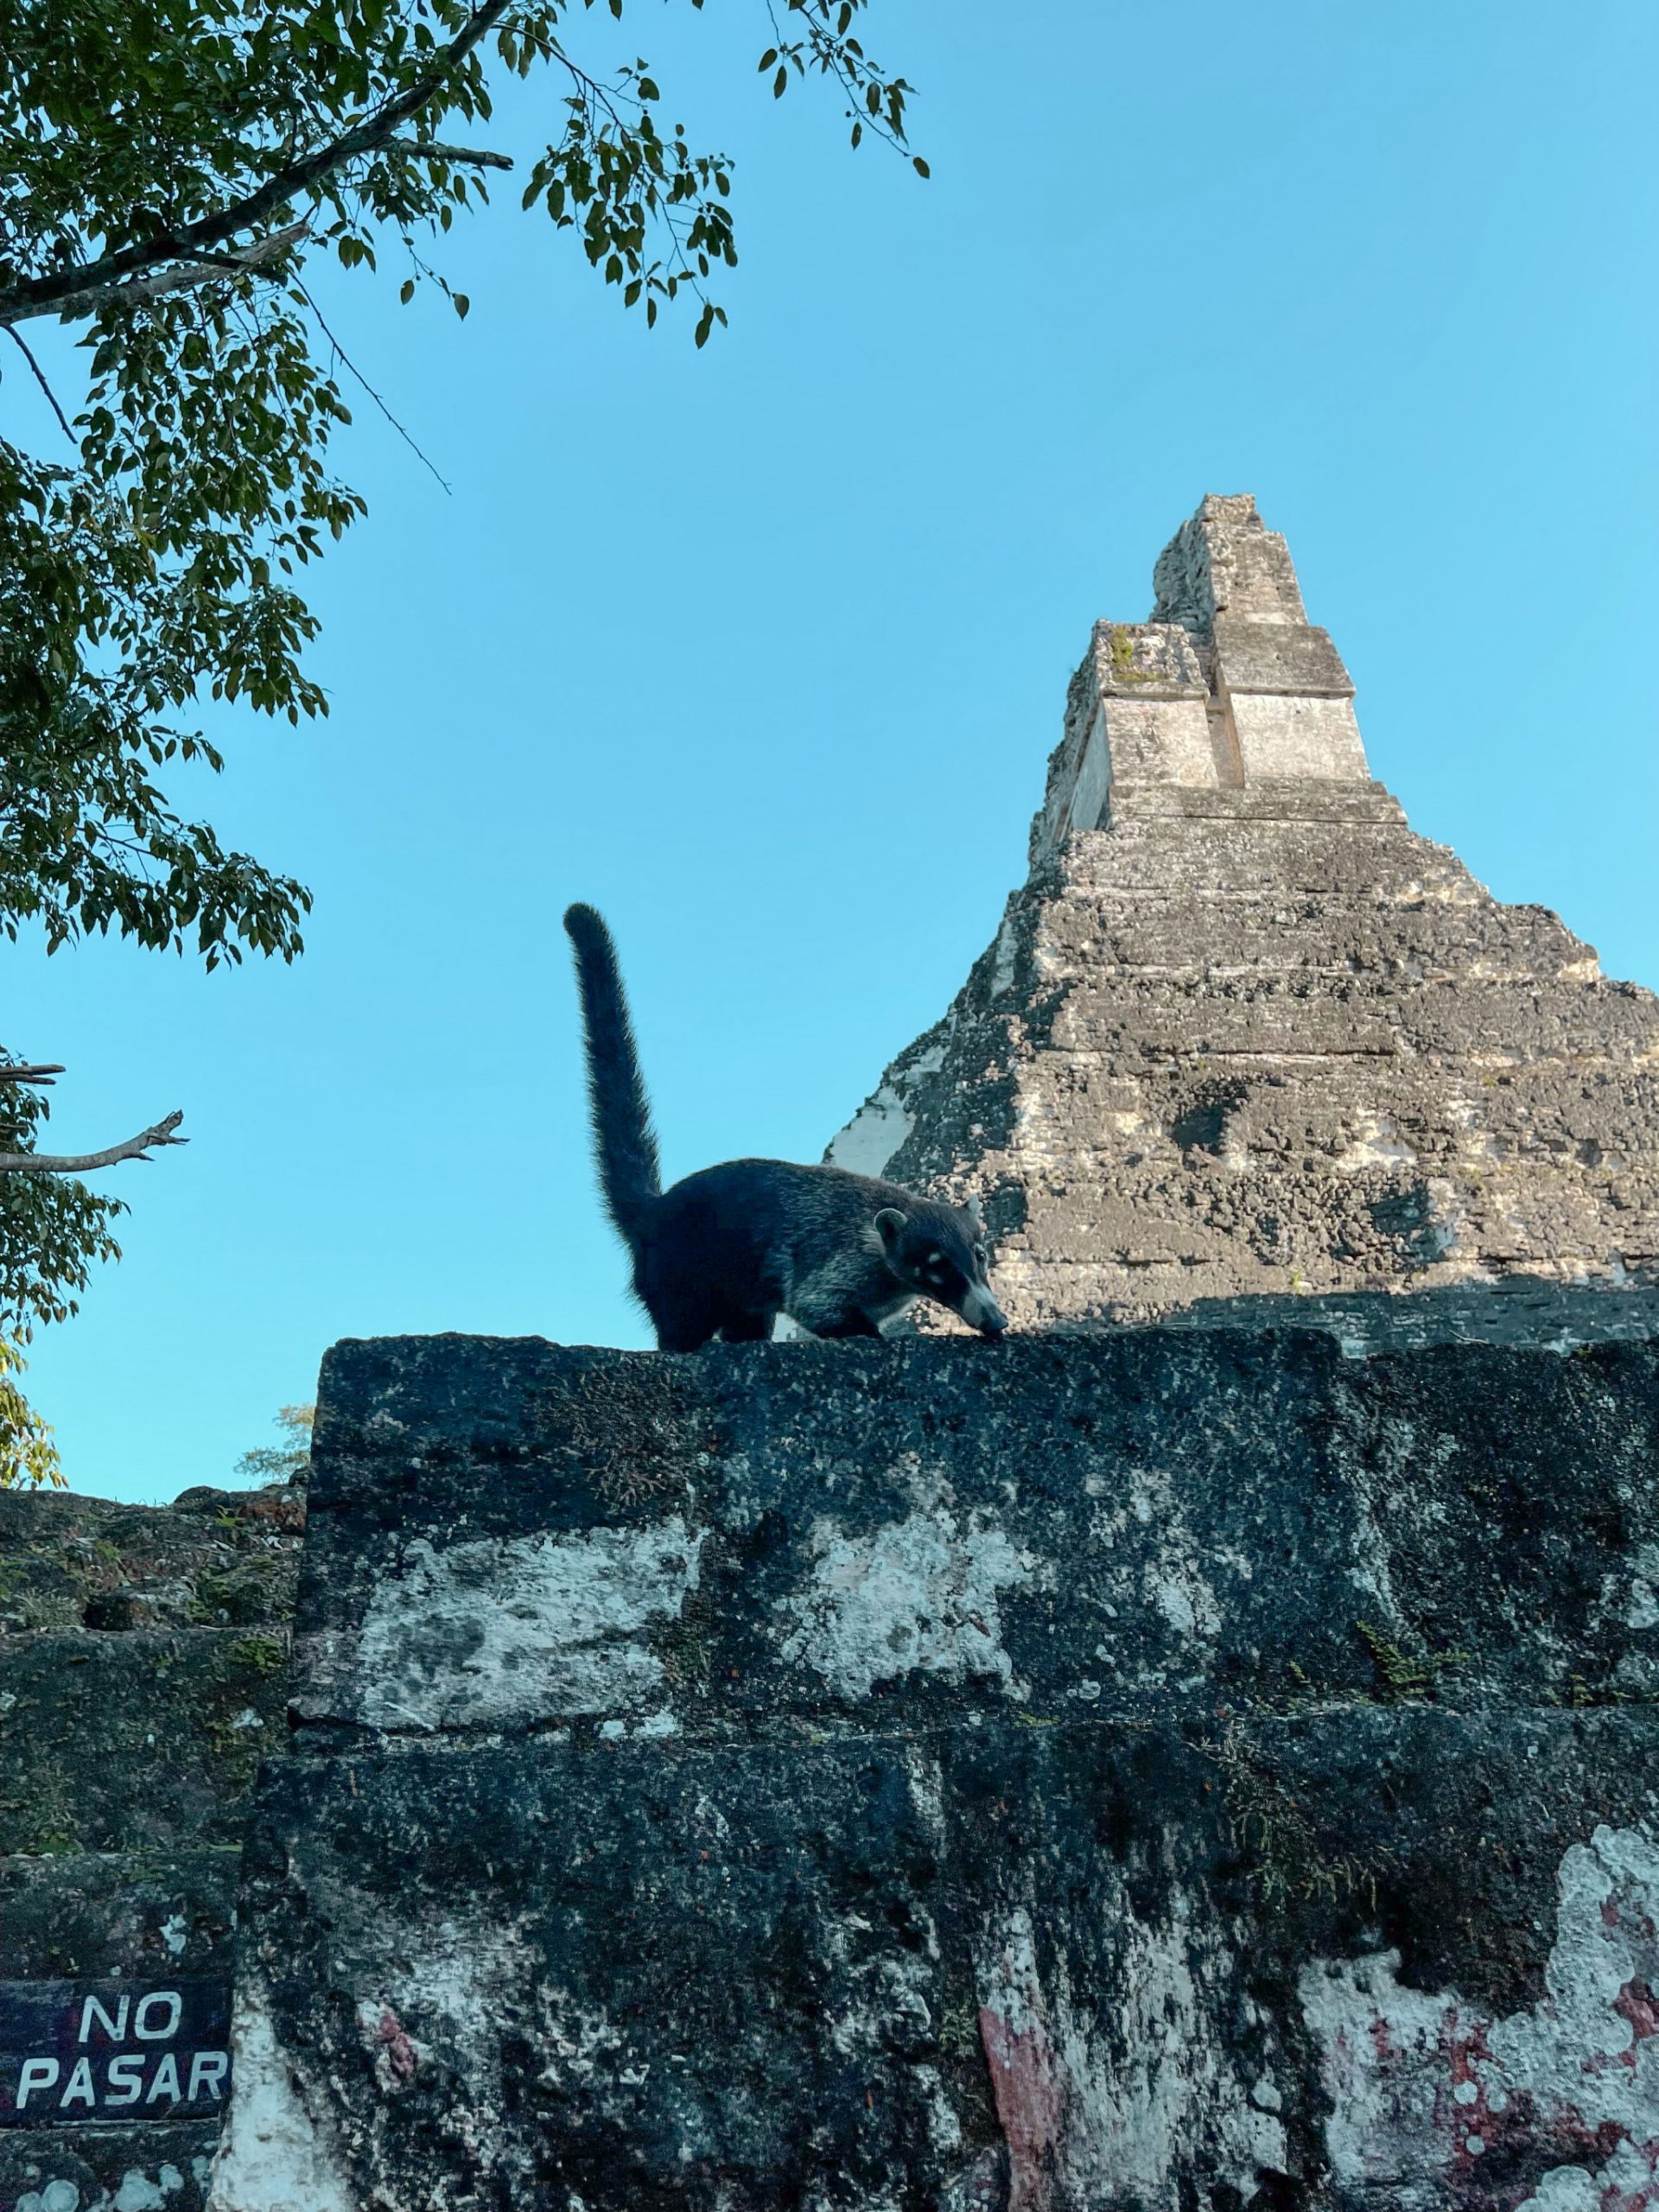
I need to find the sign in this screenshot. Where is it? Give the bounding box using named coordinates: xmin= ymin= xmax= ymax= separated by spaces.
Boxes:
xmin=0 ymin=1982 xmax=231 ymax=2126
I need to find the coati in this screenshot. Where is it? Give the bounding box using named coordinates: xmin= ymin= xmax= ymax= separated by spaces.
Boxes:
xmin=563 ymin=904 xmax=1008 ymax=1351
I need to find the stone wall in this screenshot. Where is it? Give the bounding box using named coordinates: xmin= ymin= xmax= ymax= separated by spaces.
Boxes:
xmin=214 ymin=1327 xmax=1659 ymax=2209
xmin=0 ymin=1481 xmax=303 ymax=2212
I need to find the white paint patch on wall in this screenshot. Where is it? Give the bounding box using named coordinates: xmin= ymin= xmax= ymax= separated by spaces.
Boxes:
xmin=1300 ymin=1823 xmax=1659 ymax=2202
xmin=1085 ymin=1464 xmax=1231 ymax=1689
xmin=975 ymin=1895 xmax=1287 ymax=2208
xmin=207 ymin=1991 xmax=355 ymax=2212
xmin=1147 ymin=1568 xmax=1219 ymax=1640
xmin=17 ymin=2186 xmax=92 ymax=2212
xmin=354 ymin=1518 xmax=704 ymax=1729
xmin=776 ymin=1508 xmax=1031 ymax=1700
xmin=1608 ymin=1543 xmax=1659 ymax=1633
xmin=112 ymin=2169 xmax=186 ymax=2211
xmin=377 ymin=1916 xmax=536 ymax=2094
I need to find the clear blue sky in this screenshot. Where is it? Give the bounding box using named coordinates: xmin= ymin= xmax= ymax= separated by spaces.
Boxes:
xmin=8 ymin=0 xmax=1656 ymax=1502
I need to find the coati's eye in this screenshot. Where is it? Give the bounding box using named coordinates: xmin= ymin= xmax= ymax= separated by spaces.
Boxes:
xmin=972 ymin=1243 xmax=988 ymax=1269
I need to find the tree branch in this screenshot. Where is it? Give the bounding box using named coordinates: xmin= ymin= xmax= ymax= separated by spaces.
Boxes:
xmin=0 ymin=1065 xmax=66 ymax=1087
xmin=0 ymin=1 xmax=513 ymax=329
xmin=23 ymin=220 xmax=311 ymax=327
xmin=0 ymin=1109 xmax=187 ymax=1174
xmin=385 ymin=138 xmax=513 ymax=170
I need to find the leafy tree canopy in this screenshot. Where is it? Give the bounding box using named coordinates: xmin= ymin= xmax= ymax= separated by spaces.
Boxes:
xmin=0 ymin=0 xmax=918 ymax=1382
xmin=2 ymin=0 xmax=917 ymax=967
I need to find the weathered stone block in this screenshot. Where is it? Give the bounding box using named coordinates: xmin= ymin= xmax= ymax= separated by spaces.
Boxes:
xmin=1093 ymin=698 xmax=1217 ymax=795
xmin=219 ymin=1707 xmax=1659 ymax=2210
xmin=1086 ymin=622 xmax=1209 ymax=700
xmin=284 ymin=1332 xmax=1659 ymax=1741
xmin=1151 ymin=494 xmax=1310 ymax=633
xmin=217 ymin=1331 xmax=1659 ymax=2209
xmin=1211 ymin=617 xmax=1353 ymax=698
xmin=0 ymin=1489 xmax=301 ymax=2205
xmin=0 ymin=1631 xmax=289 ymax=1856
xmin=1228 ymin=694 xmax=1370 ymax=783
xmin=0 ymin=1852 xmax=237 ymax=1982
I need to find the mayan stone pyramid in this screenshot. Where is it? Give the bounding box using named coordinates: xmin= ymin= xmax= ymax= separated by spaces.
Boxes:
xmin=828 ymin=494 xmax=1659 ymax=1346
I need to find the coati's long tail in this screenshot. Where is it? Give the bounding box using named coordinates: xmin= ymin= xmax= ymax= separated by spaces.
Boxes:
xmin=563 ymin=904 xmax=662 ymax=1241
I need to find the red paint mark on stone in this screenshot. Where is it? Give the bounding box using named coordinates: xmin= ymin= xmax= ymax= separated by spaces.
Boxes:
xmin=1550 ymin=2115 xmax=1631 ymax=2163
xmin=1439 ymin=2015 xmax=1500 ymax=2166
xmin=376 ymin=2005 xmax=417 ymax=2080
xmin=979 ymin=2004 xmax=1064 ymax=2212
xmin=1616 ymin=1981 xmax=1659 ymax=2043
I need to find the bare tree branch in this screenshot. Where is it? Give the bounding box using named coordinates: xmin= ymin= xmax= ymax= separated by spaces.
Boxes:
xmin=0 ymin=1065 xmax=66 ymax=1087
xmin=0 ymin=1 xmax=513 ymax=329
xmin=18 ymin=220 xmax=311 ymax=327
xmin=385 ymin=139 xmax=513 ymax=170
xmin=0 ymin=1110 xmax=187 ymax=1174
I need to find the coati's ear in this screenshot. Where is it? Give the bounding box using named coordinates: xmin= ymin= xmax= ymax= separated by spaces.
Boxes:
xmin=874 ymin=1207 xmax=909 ymax=1248
xmin=964 ymin=1194 xmax=984 ymax=1229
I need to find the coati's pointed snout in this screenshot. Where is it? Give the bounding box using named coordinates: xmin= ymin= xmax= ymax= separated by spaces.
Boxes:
xmin=961 ymin=1285 xmax=1008 ymax=1338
